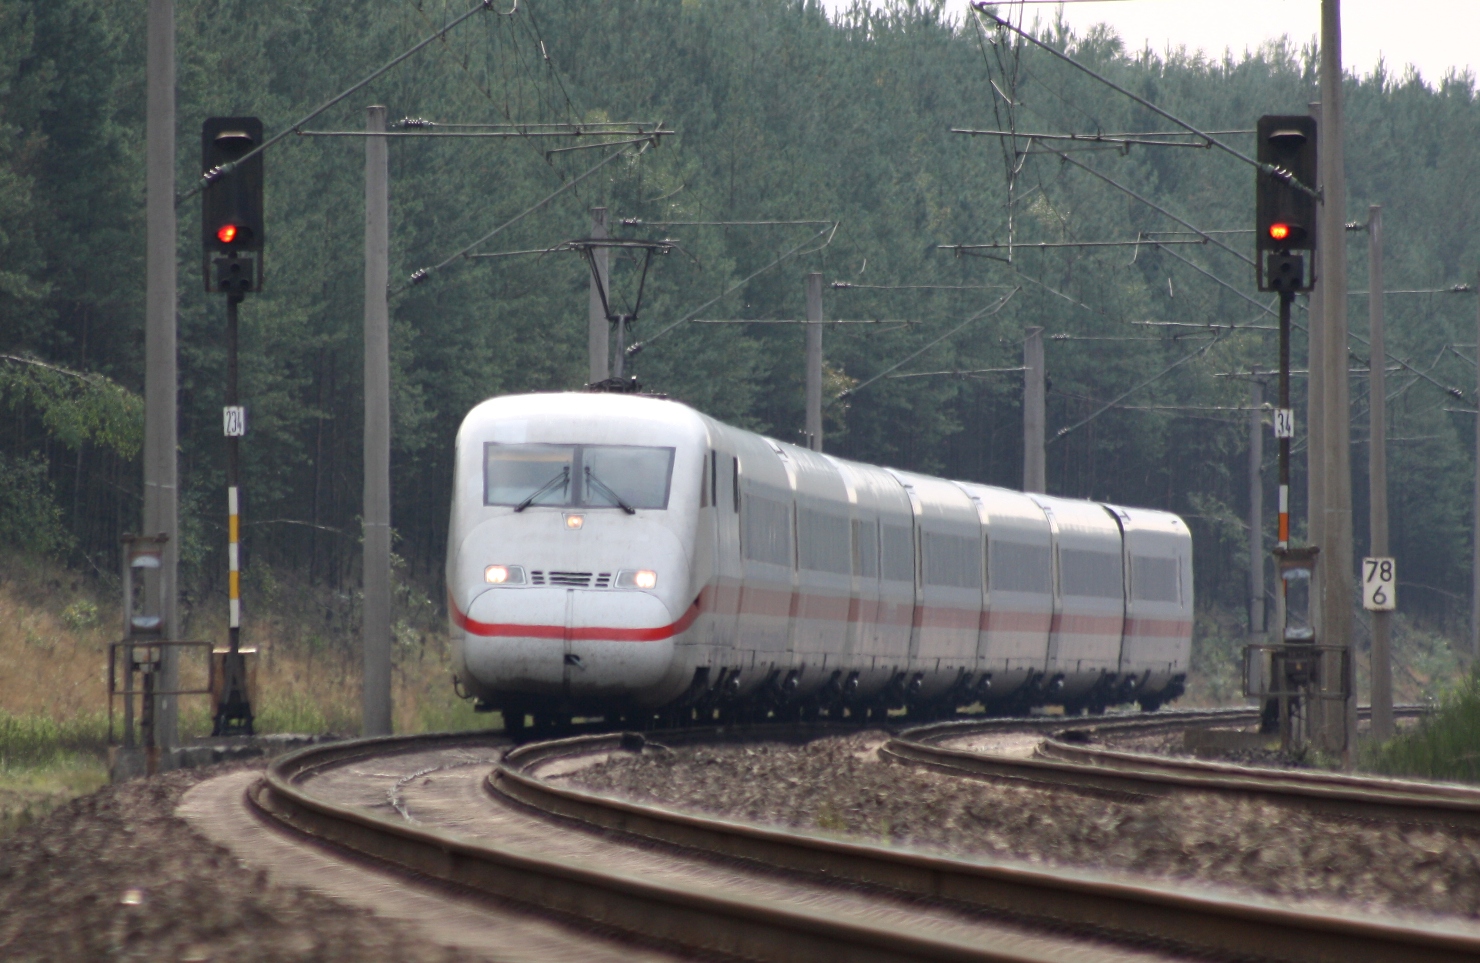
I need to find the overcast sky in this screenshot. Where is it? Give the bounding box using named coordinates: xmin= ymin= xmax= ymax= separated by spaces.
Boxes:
xmin=825 ymin=1 xmax=1477 ymax=86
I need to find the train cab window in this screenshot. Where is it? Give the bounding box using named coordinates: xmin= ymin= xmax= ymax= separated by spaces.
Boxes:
xmin=485 ymin=444 xmax=575 ymax=507
xmin=579 ymin=446 xmax=675 ymax=509
xmin=485 ymin=443 xmax=674 ymax=509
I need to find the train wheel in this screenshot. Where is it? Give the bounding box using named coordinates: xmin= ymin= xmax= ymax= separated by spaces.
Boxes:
xmin=502 ymin=709 xmax=526 ymax=740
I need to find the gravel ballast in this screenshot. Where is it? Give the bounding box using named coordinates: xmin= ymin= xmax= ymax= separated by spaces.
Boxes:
xmin=0 ymin=764 xmax=474 ymax=962
xmin=566 ymin=730 xmax=1480 ymax=919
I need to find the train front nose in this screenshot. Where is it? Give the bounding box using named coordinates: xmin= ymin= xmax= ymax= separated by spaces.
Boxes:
xmin=458 ymin=586 xmax=678 ymax=702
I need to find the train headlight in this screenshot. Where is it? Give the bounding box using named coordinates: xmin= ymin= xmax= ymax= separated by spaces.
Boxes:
xmin=616 ymin=569 xmax=658 ymax=589
xmin=484 ymin=564 xmax=526 ymax=585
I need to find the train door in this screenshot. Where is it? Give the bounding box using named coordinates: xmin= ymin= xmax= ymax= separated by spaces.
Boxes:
xmin=733 ymin=433 xmax=794 ymax=670
xmin=712 ymin=447 xmax=744 ymax=654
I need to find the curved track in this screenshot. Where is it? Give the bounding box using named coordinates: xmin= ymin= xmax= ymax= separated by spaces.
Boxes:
xmin=233 ymin=713 xmax=1480 ymax=963
xmin=883 ymin=706 xmax=1470 ymax=827
xmin=249 ymin=726 xmax=1173 ymax=963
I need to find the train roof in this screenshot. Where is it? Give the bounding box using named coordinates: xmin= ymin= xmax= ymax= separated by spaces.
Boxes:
xmin=461 ymin=394 xmax=1186 ymax=528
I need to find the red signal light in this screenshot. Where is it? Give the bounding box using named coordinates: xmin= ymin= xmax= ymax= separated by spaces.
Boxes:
xmin=1269 ymin=222 xmax=1291 ymax=242
xmin=217 ymin=223 xmax=239 ymax=244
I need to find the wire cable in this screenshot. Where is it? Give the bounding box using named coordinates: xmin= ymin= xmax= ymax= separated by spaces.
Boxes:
xmin=395 ymin=141 xmax=643 ymax=294
xmin=627 ymin=223 xmax=840 ymax=355
xmin=1049 ymin=334 xmax=1223 ymax=444
xmin=182 ymin=0 xmax=504 ymax=202
xmin=842 ymin=288 xmax=1021 ymax=397
xmin=974 ymin=3 xmax=1318 ymax=199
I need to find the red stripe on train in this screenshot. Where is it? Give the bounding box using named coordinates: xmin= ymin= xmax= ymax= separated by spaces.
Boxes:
xmin=452 ymin=583 xmax=1190 ymax=642
xmin=449 ymin=591 xmax=702 ymax=642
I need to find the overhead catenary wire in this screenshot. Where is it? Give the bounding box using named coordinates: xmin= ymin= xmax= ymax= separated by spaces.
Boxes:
xmin=690 ymin=318 xmax=916 ymax=325
xmin=1151 ymin=239 xmax=1470 ymax=399
xmin=627 ymin=222 xmax=840 ymax=355
xmin=951 ymin=128 xmax=1253 ymax=149
xmin=1047 ymin=150 xmax=1255 ymax=265
xmin=887 ymin=366 xmax=1027 ymax=379
xmin=1048 ymin=334 xmax=1223 ymax=444
xmin=952 ymin=128 xmax=1255 ymax=140
xmin=830 ymin=282 xmax=1016 ymax=291
xmin=971 ymin=3 xmax=1319 ymax=200
xmin=395 ymin=141 xmax=645 ymax=293
xmin=621 ymin=219 xmax=834 ymax=227
xmin=841 ymin=288 xmax=1021 ymax=397
xmin=182 ymin=0 xmax=510 ymax=203
xmin=939 ymin=237 xmax=1208 ymax=252
xmin=296 ymin=127 xmax=670 ymax=140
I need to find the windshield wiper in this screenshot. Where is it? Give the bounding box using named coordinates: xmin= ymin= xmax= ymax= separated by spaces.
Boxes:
xmin=584 ymin=466 xmax=636 ymax=514
xmin=513 ymin=466 xmax=569 ymax=512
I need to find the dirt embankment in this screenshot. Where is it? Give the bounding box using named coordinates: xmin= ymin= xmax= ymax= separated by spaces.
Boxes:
xmin=568 ymin=731 xmax=1480 ymax=920
xmin=0 ymin=763 xmax=474 ymax=963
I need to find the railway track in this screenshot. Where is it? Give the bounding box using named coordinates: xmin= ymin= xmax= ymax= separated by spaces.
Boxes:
xmin=250 ymin=726 xmax=1156 ymax=963
xmin=235 ymin=710 xmax=1480 ymax=963
xmin=883 ymin=705 xmax=1471 ymax=828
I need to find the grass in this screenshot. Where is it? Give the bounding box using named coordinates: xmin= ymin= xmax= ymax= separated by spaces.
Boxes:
xmin=0 ymin=755 xmax=108 ymax=834
xmin=0 ymin=550 xmax=495 ymax=836
xmin=1364 ymin=666 xmax=1480 ymax=783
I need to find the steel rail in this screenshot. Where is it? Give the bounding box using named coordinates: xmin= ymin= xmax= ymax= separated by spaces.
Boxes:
xmin=886 ymin=707 xmax=1468 ymax=826
xmin=491 ymin=725 xmax=1480 ymax=963
xmin=250 ymin=728 xmax=1055 ymax=963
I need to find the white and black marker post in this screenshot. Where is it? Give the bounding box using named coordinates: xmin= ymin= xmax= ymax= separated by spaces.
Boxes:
xmin=215 ymin=292 xmax=255 ymax=736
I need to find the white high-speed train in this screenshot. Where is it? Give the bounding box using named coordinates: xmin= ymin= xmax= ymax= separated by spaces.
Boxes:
xmin=447 ymin=392 xmax=1191 ymax=729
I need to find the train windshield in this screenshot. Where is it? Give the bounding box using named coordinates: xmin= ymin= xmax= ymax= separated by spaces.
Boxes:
xmin=484 ymin=443 xmax=674 ymax=510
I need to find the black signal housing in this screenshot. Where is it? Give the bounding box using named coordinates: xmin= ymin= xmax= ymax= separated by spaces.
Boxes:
xmin=201 ymin=117 xmax=264 ymax=293
xmin=1256 ymin=114 xmax=1317 ymax=293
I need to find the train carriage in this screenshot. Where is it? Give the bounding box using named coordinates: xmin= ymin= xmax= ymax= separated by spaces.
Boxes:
xmin=448 ymin=392 xmax=1191 ymax=724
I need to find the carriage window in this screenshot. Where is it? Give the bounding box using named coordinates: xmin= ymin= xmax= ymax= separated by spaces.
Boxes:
xmin=484 ymin=443 xmax=674 ymax=509
xmin=880 ymin=523 xmax=915 ymax=583
xmin=1060 ymin=548 xmax=1124 ymax=599
xmin=798 ymin=508 xmax=851 ymax=574
xmin=1132 ymin=555 xmax=1180 ymax=603
xmin=989 ymin=541 xmax=1052 ymax=594
xmin=743 ymin=494 xmax=793 ymax=566
xmin=924 ymin=532 xmax=981 ymax=589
